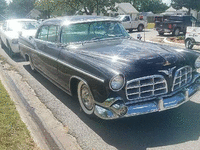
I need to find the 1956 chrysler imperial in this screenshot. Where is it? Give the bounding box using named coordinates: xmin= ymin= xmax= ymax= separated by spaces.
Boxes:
xmin=19 ymin=16 xmax=200 ymax=120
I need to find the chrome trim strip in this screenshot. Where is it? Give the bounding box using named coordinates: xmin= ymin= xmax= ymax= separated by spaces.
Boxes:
xmin=57 ymin=59 xmax=104 ymax=83
xmin=19 ymin=42 xmax=105 ymax=83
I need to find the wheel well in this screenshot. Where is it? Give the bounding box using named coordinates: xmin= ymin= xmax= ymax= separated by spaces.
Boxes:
xmin=185 ymin=38 xmax=195 ymax=43
xmin=138 ymin=24 xmax=144 ymax=27
xmin=25 ymin=54 xmax=29 ymax=61
xmin=70 ymin=78 xmax=80 ymax=96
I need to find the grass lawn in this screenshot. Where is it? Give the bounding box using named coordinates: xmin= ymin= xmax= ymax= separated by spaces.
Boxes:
xmin=0 ymin=80 xmax=39 ymax=150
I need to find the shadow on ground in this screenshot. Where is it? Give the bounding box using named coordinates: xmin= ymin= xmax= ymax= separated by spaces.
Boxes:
xmin=1 ymin=45 xmax=25 ymax=62
xmin=23 ymin=64 xmax=200 ymax=150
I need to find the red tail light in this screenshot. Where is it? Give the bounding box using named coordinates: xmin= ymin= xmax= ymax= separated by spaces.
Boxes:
xmin=168 ymin=24 xmax=172 ymax=29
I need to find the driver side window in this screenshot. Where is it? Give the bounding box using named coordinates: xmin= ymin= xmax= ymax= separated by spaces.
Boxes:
xmin=123 ymin=16 xmax=130 ymax=22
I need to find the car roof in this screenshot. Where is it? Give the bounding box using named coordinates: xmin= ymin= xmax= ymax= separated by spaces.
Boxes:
xmin=42 ymin=15 xmax=120 ymax=25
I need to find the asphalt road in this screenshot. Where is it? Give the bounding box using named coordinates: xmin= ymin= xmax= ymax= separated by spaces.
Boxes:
xmin=1 ymin=29 xmax=200 ymax=150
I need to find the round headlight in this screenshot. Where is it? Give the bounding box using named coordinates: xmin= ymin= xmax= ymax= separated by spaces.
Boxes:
xmin=195 ymin=56 xmax=200 ymax=68
xmin=110 ymin=75 xmax=125 ymax=91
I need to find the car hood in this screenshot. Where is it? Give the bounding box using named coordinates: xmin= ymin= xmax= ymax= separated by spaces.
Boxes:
xmin=5 ymin=29 xmax=37 ymax=39
xmin=21 ymin=29 xmax=37 ymax=38
xmin=68 ymin=38 xmax=198 ymax=79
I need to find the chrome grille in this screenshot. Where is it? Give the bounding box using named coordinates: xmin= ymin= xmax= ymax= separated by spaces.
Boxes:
xmin=172 ymin=66 xmax=192 ymax=91
xmin=126 ymin=75 xmax=167 ymax=100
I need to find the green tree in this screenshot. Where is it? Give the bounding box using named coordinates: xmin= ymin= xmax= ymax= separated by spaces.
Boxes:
xmin=118 ymin=0 xmax=168 ymax=14
xmin=172 ymin=0 xmax=200 ymax=13
xmin=8 ymin=0 xmax=35 ymax=18
xmin=137 ymin=0 xmax=169 ymax=13
xmin=0 ymin=0 xmax=7 ymax=20
xmin=35 ymin=0 xmax=119 ymax=17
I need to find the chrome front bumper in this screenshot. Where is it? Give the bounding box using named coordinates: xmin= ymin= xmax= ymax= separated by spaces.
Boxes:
xmin=94 ymin=75 xmax=200 ymax=120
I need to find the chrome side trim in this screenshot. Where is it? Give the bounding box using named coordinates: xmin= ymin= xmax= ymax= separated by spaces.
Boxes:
xmin=19 ymin=42 xmax=105 ymax=83
xmin=57 ymin=59 xmax=104 ymax=83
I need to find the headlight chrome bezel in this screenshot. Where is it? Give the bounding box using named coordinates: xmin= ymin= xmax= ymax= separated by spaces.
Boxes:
xmin=195 ymin=56 xmax=200 ymax=69
xmin=109 ymin=75 xmax=125 ymax=92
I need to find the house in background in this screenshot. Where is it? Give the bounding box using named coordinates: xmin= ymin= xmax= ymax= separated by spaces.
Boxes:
xmin=139 ymin=11 xmax=155 ymax=23
xmin=162 ymin=6 xmax=198 ymax=19
xmin=165 ymin=6 xmax=176 ymax=15
xmin=107 ymin=3 xmax=139 ymax=19
xmin=26 ymin=9 xmax=41 ymax=19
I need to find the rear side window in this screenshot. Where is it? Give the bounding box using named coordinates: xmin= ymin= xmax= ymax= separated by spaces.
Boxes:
xmin=48 ymin=26 xmax=59 ymax=42
xmin=37 ymin=25 xmax=59 ymax=42
xmin=37 ymin=26 xmax=48 ymax=41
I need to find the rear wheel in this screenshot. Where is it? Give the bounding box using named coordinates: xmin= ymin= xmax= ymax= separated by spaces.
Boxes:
xmin=77 ymin=81 xmax=95 ymax=116
xmin=137 ymin=25 xmax=144 ymax=32
xmin=129 ymin=29 xmax=133 ymax=32
xmin=185 ymin=39 xmax=194 ymax=49
xmin=173 ymin=28 xmax=180 ymax=36
xmin=7 ymin=44 xmax=14 ymax=58
xmin=1 ymin=39 xmax=6 ymax=49
xmin=158 ymin=32 xmax=164 ymax=36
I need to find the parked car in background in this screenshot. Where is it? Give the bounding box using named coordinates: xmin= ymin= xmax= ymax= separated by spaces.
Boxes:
xmin=155 ymin=15 xmax=200 ymax=36
xmin=0 ymin=19 xmax=38 ymax=57
xmin=185 ymin=26 xmax=200 ymax=49
xmin=117 ymin=15 xmax=147 ymax=32
xmin=19 ymin=15 xmax=200 ymax=120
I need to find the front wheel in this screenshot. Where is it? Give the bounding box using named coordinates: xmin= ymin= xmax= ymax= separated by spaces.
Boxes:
xmin=185 ymin=39 xmax=194 ymax=49
xmin=77 ymin=81 xmax=95 ymax=116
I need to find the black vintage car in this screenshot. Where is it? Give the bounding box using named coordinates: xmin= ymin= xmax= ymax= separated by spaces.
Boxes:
xmin=19 ymin=16 xmax=200 ymax=120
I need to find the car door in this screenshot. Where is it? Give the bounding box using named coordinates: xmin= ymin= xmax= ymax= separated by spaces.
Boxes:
xmin=33 ymin=25 xmax=61 ymax=82
xmin=122 ymin=16 xmax=132 ymax=29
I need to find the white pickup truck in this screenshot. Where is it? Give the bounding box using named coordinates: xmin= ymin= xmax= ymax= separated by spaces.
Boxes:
xmin=117 ymin=15 xmax=147 ymax=32
xmin=185 ymin=26 xmax=200 ymax=49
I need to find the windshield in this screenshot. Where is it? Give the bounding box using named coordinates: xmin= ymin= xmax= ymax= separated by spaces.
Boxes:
xmin=116 ymin=15 xmax=124 ymax=20
xmin=61 ymin=21 xmax=129 ymax=44
xmin=8 ymin=21 xmax=38 ymax=31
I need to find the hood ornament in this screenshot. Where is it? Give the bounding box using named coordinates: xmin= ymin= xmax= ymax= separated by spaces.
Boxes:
xmin=158 ymin=66 xmax=176 ymax=78
xmin=163 ymin=61 xmax=171 ymax=66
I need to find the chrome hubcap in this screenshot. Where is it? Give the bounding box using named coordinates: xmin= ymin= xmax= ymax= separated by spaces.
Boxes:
xmin=81 ymin=85 xmax=93 ymax=110
xmin=186 ymin=41 xmax=191 ymax=48
xmin=175 ymin=29 xmax=179 ymax=35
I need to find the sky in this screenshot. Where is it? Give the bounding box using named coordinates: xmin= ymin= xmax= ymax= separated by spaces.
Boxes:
xmin=162 ymin=0 xmax=171 ymax=6
xmin=6 ymin=0 xmax=171 ymax=5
